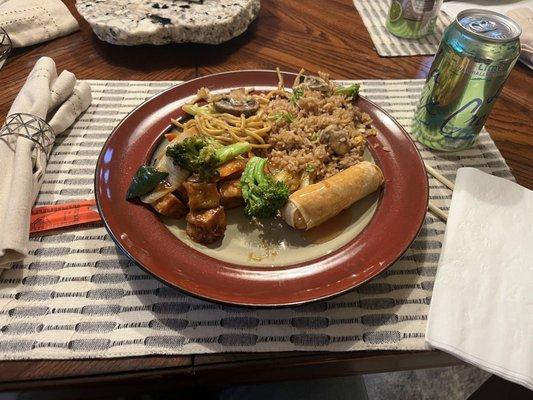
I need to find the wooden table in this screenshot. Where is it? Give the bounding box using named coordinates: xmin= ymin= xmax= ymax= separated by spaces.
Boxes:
xmin=0 ymin=0 xmax=531 ymax=393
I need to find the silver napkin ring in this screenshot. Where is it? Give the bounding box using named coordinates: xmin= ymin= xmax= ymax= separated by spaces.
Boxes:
xmin=0 ymin=27 xmax=12 ymax=70
xmin=0 ymin=113 xmax=54 ymax=156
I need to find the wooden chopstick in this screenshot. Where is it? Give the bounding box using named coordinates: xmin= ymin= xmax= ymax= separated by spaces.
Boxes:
xmin=425 ymin=163 xmax=455 ymax=190
xmin=424 ymin=163 xmax=452 ymax=222
xmin=428 ymin=201 xmax=448 ymax=222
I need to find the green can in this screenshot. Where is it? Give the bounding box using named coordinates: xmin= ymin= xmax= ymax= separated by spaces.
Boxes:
xmin=386 ymin=0 xmax=443 ymax=39
xmin=412 ymin=10 xmax=521 ymax=151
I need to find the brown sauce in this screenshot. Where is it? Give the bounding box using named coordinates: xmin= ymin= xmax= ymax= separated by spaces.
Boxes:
xmin=302 ymin=208 xmax=353 ymax=244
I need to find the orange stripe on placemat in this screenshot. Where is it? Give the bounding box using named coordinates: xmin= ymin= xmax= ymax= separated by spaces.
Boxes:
xmin=30 ymin=199 xmax=102 ymax=234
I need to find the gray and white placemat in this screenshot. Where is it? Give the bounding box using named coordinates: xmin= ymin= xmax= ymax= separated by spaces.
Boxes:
xmin=0 ymin=79 xmax=513 ymax=359
xmin=354 ymin=0 xmax=451 ymax=56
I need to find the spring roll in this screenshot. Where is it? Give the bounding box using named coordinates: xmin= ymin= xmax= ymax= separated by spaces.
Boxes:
xmin=281 ymin=161 xmax=384 ymax=230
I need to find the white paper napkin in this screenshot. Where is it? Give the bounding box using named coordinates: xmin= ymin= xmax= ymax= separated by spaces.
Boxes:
xmin=426 ymin=168 xmax=533 ymax=390
xmin=0 ymin=0 xmax=79 ymax=48
xmin=441 ymin=1 xmax=533 ymax=69
xmin=0 ymin=57 xmax=92 ymax=266
xmin=441 ymin=0 xmax=533 ymax=19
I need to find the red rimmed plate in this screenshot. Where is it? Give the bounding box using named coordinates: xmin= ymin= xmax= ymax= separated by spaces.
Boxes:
xmin=95 ymin=70 xmax=428 ymax=307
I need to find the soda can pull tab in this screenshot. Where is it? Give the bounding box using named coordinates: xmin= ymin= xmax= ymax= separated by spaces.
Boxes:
xmin=469 ymin=20 xmax=497 ymax=34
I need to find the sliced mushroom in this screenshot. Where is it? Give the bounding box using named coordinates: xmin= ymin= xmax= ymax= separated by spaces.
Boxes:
xmin=213 ymin=90 xmax=259 ymax=117
xmin=320 ymin=125 xmax=351 ymax=156
xmin=300 ymin=75 xmax=329 ymax=93
xmin=329 ymin=130 xmax=351 ymax=156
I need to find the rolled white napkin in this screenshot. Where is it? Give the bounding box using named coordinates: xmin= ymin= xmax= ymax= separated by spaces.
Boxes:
xmin=440 ymin=1 xmax=533 ymax=69
xmin=0 ymin=0 xmax=79 ymax=48
xmin=0 ymin=57 xmax=92 ymax=266
xmin=426 ymin=168 xmax=533 ymax=390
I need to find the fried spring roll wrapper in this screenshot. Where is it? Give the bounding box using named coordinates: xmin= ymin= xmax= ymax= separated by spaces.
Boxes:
xmin=281 ymin=161 xmax=384 ymax=230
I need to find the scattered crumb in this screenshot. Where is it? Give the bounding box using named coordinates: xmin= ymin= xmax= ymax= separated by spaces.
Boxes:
xmin=248 ymin=252 xmax=263 ymax=262
xmin=247 ymin=241 xmax=279 ymax=263
xmin=382 ymin=146 xmax=391 ymax=152
xmin=267 ymin=249 xmax=278 ymax=258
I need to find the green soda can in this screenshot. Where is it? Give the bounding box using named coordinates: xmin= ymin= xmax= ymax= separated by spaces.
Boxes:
xmin=412 ymin=10 xmax=521 ymax=151
xmin=386 ymin=0 xmax=443 ymax=39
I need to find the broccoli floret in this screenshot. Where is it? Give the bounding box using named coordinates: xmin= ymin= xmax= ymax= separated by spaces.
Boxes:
xmin=270 ymin=111 xmax=295 ymax=124
xmin=290 ymin=87 xmax=304 ymax=106
xmin=335 ymin=83 xmax=360 ymax=98
xmin=240 ymin=157 xmax=289 ymax=218
xmin=166 ymin=136 xmax=251 ymax=181
xmin=166 ymin=136 xmax=214 ymax=172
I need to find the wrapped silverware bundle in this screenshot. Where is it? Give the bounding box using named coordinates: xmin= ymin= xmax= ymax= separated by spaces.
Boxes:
xmin=0 ymin=57 xmax=92 ymax=266
xmin=0 ymin=28 xmax=11 ymax=70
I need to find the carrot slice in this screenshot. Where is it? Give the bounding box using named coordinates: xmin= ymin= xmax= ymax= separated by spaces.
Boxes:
xmin=217 ymin=159 xmax=247 ymax=180
xmin=165 ymin=133 xmax=178 ymax=142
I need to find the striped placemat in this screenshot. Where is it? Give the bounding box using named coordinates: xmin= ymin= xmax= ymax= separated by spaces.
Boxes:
xmin=0 ymin=79 xmax=513 ymax=359
xmin=354 ymin=0 xmax=451 ymax=56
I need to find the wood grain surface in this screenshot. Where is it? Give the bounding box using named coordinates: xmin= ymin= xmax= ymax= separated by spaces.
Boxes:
xmin=0 ymin=0 xmax=531 ymax=391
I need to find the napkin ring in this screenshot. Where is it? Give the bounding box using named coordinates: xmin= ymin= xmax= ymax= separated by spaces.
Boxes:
xmin=0 ymin=28 xmax=12 ymax=70
xmin=0 ymin=113 xmax=54 ymax=156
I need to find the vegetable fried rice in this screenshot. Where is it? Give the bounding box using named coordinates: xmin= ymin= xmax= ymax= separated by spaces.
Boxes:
xmin=266 ymin=72 xmax=376 ymax=187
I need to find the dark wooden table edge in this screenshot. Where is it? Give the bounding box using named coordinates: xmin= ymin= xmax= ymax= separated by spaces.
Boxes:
xmin=0 ymin=350 xmax=461 ymax=391
xmin=193 ymin=350 xmax=462 ymax=385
